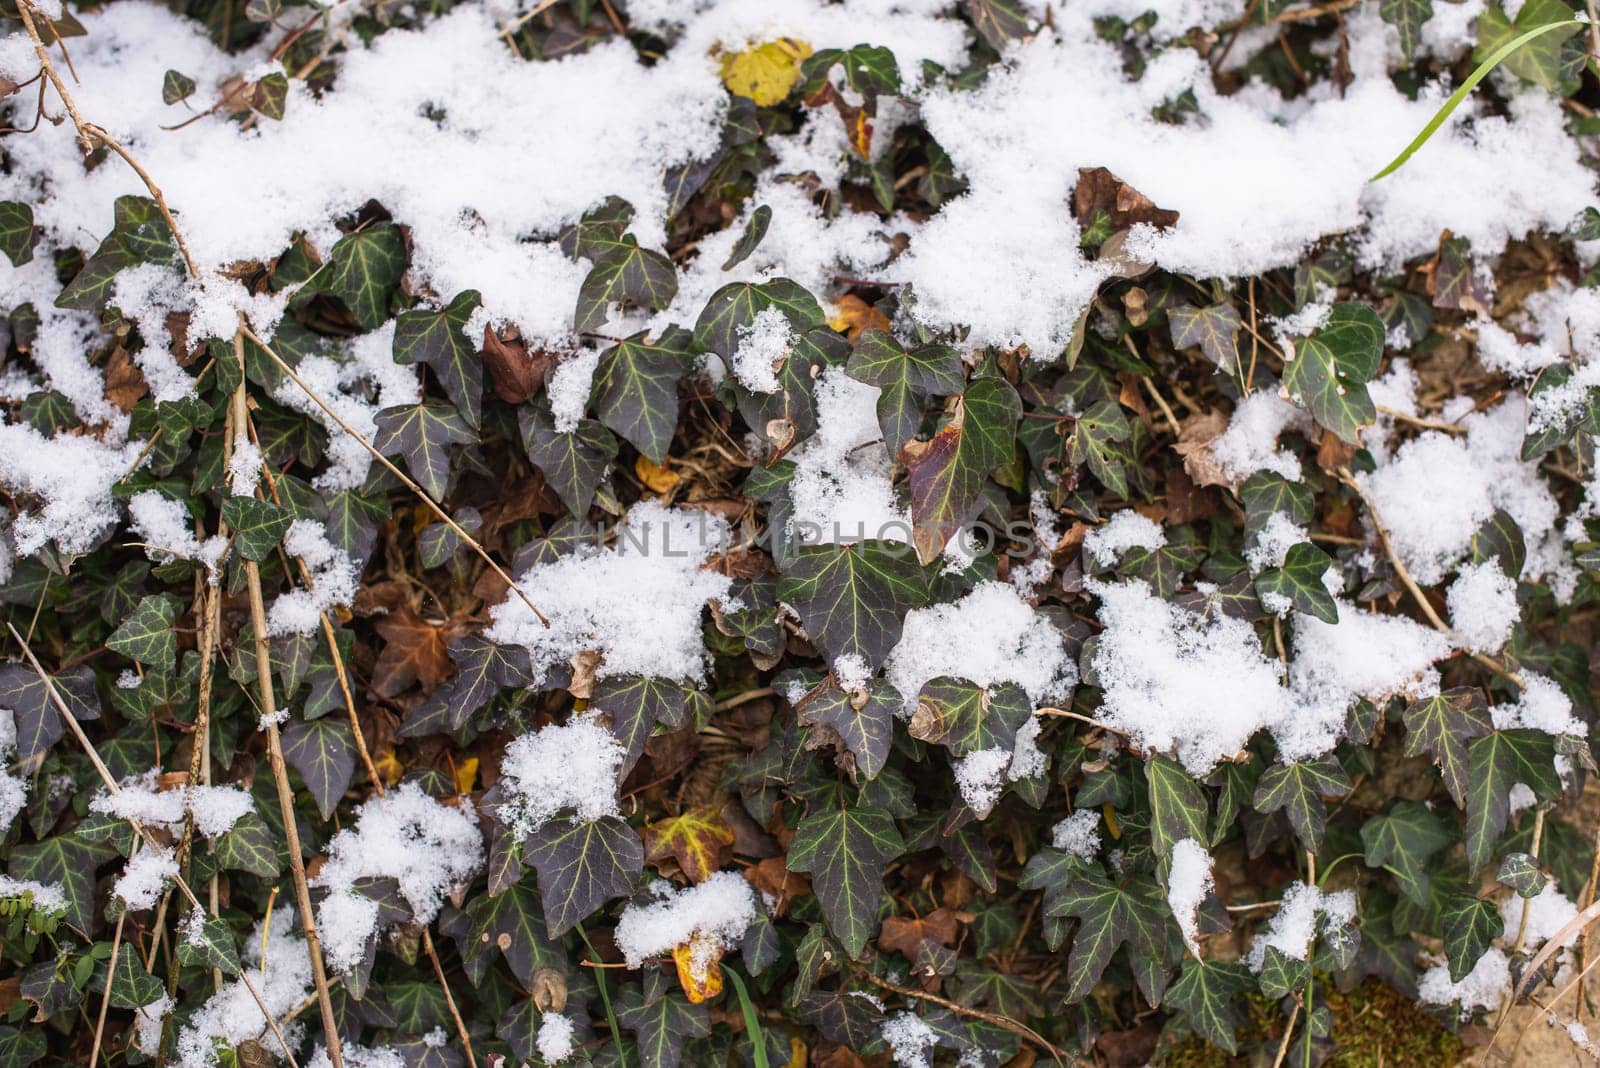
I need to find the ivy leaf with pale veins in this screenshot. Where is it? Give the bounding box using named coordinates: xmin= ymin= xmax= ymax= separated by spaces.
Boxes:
xmin=642 ymin=810 xmax=734 ymax=884
xmin=281 ymin=716 xmax=355 ymax=821
xmin=1281 ymin=303 xmax=1384 ymax=443
xmin=1147 ymin=755 xmax=1208 ymax=864
xmin=787 ymin=804 xmax=905 ymax=958
xmin=592 ymin=328 xmax=693 ymax=464
xmin=590 ymin=674 xmax=692 ymax=774
xmin=1239 ymin=471 xmax=1314 ymax=536
xmin=406 ymin=636 xmax=533 ymax=737
xmin=518 ymin=404 xmax=617 ymax=516
xmin=322 ymin=224 xmax=407 ymax=331
xmin=558 ymin=196 xmax=634 ymax=260
xmin=161 ymin=68 xmax=196 ymax=104
xmin=373 ymin=402 xmax=476 ymax=501
xmin=616 ymin=970 xmax=711 ymax=1068
xmin=394 ymin=290 xmax=484 ymax=428
xmin=798 ymin=680 xmax=901 ymax=780
xmin=1168 ymin=303 xmax=1241 ymax=372
xmin=1067 ymin=398 xmax=1134 ymax=498
xmin=574 ymin=236 xmax=678 ymax=332
xmin=0 ymin=664 xmax=98 ymax=763
xmin=221 ymin=497 xmax=292 ymax=562
xmin=1167 ymin=959 xmax=1252 ymax=1055
xmin=1380 ymin=0 xmax=1433 ymax=57
xmin=9 ymin=836 xmax=95 ymax=935
xmin=693 ymin=278 xmax=826 ymax=362
xmin=1465 ymin=729 xmax=1562 ymax=872
xmin=1442 ymin=894 xmax=1500 ymax=982
xmin=1252 ymin=756 xmax=1352 ymax=853
xmin=903 ymin=377 xmax=1021 ymax=564
xmin=964 ymin=0 xmax=1031 ymax=51
xmin=1253 ymin=542 xmax=1338 ymax=623
xmin=214 ymin=813 xmax=283 ymax=878
xmin=458 ymin=877 xmax=564 ymax=986
xmin=844 ymin=329 xmax=965 ymax=456
xmin=1498 ymin=852 xmax=1546 ymax=898
xmin=1360 ymin=800 xmax=1453 ymax=905
xmin=1469 ymin=510 xmax=1526 ymax=579
xmin=721 ymin=204 xmax=772 ymax=271
xmin=1402 ymin=688 xmax=1492 ymax=807
xmin=777 ymin=541 xmax=930 ymax=670
xmin=107 ymin=593 xmax=181 ymax=672
xmin=909 ymin=678 xmax=1030 ymax=757
xmin=524 ymin=816 xmax=644 ymax=937
xmin=175 ymin=915 xmax=243 ymax=976
xmin=1046 ymin=867 xmax=1167 ymax=1004
xmin=0 ymin=202 xmax=34 ymax=267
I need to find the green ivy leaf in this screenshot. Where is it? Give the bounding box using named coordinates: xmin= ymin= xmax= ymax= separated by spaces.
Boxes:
xmin=1281 ymin=303 xmax=1384 ymax=443
xmin=1166 ymin=958 xmax=1252 ymax=1055
xmin=1380 ymin=0 xmax=1433 ymax=57
xmin=175 ymin=915 xmax=243 ymax=976
xmin=393 ymin=290 xmax=484 ymax=428
xmin=1497 ymin=852 xmax=1546 ymax=898
xmin=1066 ymin=398 xmax=1134 ymax=498
xmin=910 ymin=678 xmax=1030 ymax=758
xmin=777 ymin=542 xmax=930 ymax=670
xmin=1046 ymin=867 xmax=1167 ymax=1004
xmin=558 ymin=196 xmax=635 ymax=260
xmin=323 ymin=224 xmax=407 ymax=330
xmin=373 ymin=401 xmax=476 ymax=500
xmin=0 ymin=202 xmax=34 ymax=267
xmin=524 ymin=816 xmax=643 ymax=937
xmin=161 ymin=68 xmax=196 ymax=104
xmin=1465 ymin=728 xmax=1562 ymax=872
xmin=721 ymin=204 xmax=773 ymax=271
xmin=107 ymin=593 xmax=181 ymax=672
xmin=1256 ymin=945 xmax=1311 ymax=1000
xmin=693 ymin=278 xmax=826 ymax=362
xmin=221 ymin=497 xmax=291 ymax=562
xmin=0 ymin=664 xmax=98 ymax=763
xmin=1252 ymin=756 xmax=1351 ymax=853
xmin=1441 ymin=894 xmax=1500 ymax=982
xmin=1360 ymin=800 xmax=1453 ymax=905
xmin=964 ymin=0 xmax=1031 ymax=51
xmin=519 ymin=405 xmax=617 ymax=516
xmin=1167 ymin=303 xmax=1240 ymax=371
xmin=9 ymin=837 xmax=95 ymax=935
xmin=1474 ymin=0 xmax=1584 ymax=91
xmin=574 ymin=237 xmax=678 ymax=332
xmin=280 ymin=716 xmax=354 ymax=821
xmin=797 ymin=680 xmax=901 ymax=780
xmin=458 ymin=877 xmax=564 ymax=986
xmin=592 ymin=328 xmax=693 ymax=464
xmin=1402 ymin=688 xmax=1492 ymax=807
xmin=617 ymin=970 xmax=712 ymax=1068
xmin=1253 ymin=542 xmax=1338 ymax=623
xmin=800 ymin=44 xmax=901 ymax=98
xmin=213 ymin=812 xmax=283 ymax=879
xmin=0 ymin=1026 xmax=46 ymax=1068
xmin=844 ymin=329 xmax=965 ymax=456
xmin=1469 ymin=510 xmax=1526 ymax=579
xmin=1238 ymin=471 xmax=1314 ymax=536
xmin=787 ymin=804 xmax=905 ymax=958
xmin=588 ymin=674 xmax=693 ymax=774
xmin=1147 ymin=756 xmax=1209 ymax=865
xmin=904 ymin=377 xmax=1020 ymax=564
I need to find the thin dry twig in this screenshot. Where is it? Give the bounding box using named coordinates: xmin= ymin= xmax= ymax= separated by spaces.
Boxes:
xmin=87 ymin=883 xmax=130 ymax=1068
xmin=852 ymin=966 xmax=1077 ymax=1065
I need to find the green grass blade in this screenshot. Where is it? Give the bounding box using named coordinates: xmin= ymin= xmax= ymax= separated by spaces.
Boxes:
xmin=722 ymin=965 xmax=772 ymax=1068
xmin=577 ymin=924 xmax=629 ymax=1068
xmin=1370 ymin=17 xmax=1581 ymax=181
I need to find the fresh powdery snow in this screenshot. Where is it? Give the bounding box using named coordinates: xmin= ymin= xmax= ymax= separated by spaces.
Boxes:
xmin=1051 ymin=810 xmax=1102 ymax=859
xmin=496 ymin=712 xmax=626 ymax=837
xmin=312 ymin=782 xmax=484 ymax=974
xmin=613 ymin=871 xmax=759 ymax=978
xmin=1166 ymin=838 xmax=1215 ymax=955
xmin=486 ymin=501 xmax=733 ymax=683
xmin=1245 ymin=882 xmax=1358 ymax=970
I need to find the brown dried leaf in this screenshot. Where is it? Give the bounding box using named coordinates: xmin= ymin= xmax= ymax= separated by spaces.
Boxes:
xmin=483 ymin=325 xmax=552 ymax=404
xmin=1171 ymin=409 xmax=1234 ymax=490
xmin=1074 ymin=166 xmax=1180 ymax=230
xmin=103 ymin=344 xmax=148 ymax=413
xmin=371 ymin=603 xmax=455 ymax=697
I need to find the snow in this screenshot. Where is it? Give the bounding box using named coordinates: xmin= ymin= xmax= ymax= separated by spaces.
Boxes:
xmin=497 ymin=713 xmax=626 ymax=837
xmin=1209 ymin=391 xmax=1307 ymax=484
xmin=227 ymin=439 xmax=263 ymax=498
xmin=881 ymin=1011 xmax=938 ymax=1068
xmin=265 ymin=519 xmax=359 ymax=637
xmin=1492 ymin=674 xmax=1587 ymax=738
xmin=1166 ymin=838 xmax=1214 ymax=955
xmin=538 ymin=1013 xmax=577 ymax=1064
xmin=883 ymin=582 xmax=1077 ymax=712
xmin=0 ymin=710 xmax=28 ymax=835
xmin=732 ymin=306 xmax=793 ymax=395
xmin=127 ymin=490 xmax=226 ymax=575
xmin=91 ymin=771 xmax=254 ymax=839
xmin=132 ymin=994 xmax=173 ymax=1056
xmin=1051 ymin=810 xmax=1102 ymax=858
xmin=613 ymin=871 xmax=759 ymax=981
xmin=1500 ymin=881 xmax=1579 ymax=953
xmin=784 ymin=369 xmax=911 ymax=547
xmin=1082 ymin=511 xmax=1165 ymax=568
xmin=114 ymin=846 xmax=178 ymax=911
xmin=175 ymin=911 xmax=311 ymax=1068
xmin=487 ymin=501 xmax=733 ymax=683
xmin=0 ymin=422 xmax=146 ymax=555
xmin=1448 ymin=561 xmax=1520 ymax=655
xmin=0 ymin=874 xmax=68 ymax=916
xmin=312 ymin=782 xmax=484 ymax=975
xmin=1245 ymin=882 xmax=1356 ymax=970
xmin=1419 ymin=948 xmax=1512 ymax=1019
xmin=953 ymin=747 xmax=1013 ymax=817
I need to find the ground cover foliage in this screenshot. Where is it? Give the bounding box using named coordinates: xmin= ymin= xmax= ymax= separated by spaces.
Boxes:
xmin=0 ymin=0 xmax=1599 ymax=1066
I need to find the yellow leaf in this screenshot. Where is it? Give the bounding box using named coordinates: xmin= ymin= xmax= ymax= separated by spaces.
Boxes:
xmin=827 ymin=295 xmax=891 ymax=341
xmin=720 ymin=38 xmax=812 ymax=107
xmin=672 ymin=933 xmax=725 ymax=1003
xmin=635 ymin=455 xmax=680 ymax=494
xmin=642 ymin=810 xmax=735 ymax=884
xmin=374 ymin=750 xmax=404 ymax=787
xmin=453 ymin=756 xmax=479 ymax=796
xmin=783 ymin=1036 xmax=807 ymax=1068
xmin=1102 ymin=802 xmax=1122 ymax=840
